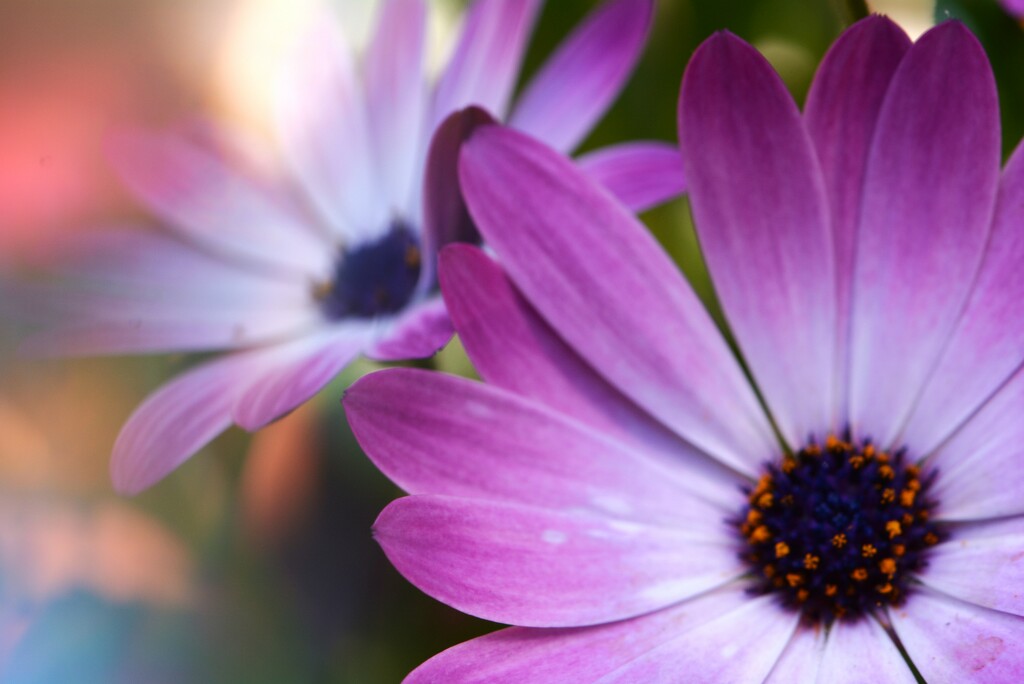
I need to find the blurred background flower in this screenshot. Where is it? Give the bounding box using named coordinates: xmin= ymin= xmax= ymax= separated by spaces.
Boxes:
xmin=1 ymin=0 xmax=1022 ymax=681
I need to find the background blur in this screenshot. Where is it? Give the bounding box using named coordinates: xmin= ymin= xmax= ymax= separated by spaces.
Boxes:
xmin=0 ymin=0 xmax=1021 ymax=681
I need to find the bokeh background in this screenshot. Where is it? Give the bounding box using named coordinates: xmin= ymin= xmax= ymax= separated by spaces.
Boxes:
xmin=0 ymin=0 xmax=1021 ymax=681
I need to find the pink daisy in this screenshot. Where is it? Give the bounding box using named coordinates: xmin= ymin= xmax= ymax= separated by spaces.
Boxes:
xmin=29 ymin=0 xmax=683 ymax=494
xmin=345 ymin=17 xmax=1024 ymax=682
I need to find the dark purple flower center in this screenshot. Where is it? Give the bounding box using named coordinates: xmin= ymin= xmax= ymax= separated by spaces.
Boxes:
xmin=736 ymin=434 xmax=945 ymax=625
xmin=316 ymin=222 xmax=422 ymax=320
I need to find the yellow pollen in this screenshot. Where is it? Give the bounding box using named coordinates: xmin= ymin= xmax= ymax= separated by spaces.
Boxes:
xmin=757 ymin=492 xmax=774 ymax=508
xmin=862 ymin=544 xmax=877 ymax=558
xmin=925 ymin=532 xmax=939 ymax=545
xmin=876 ymin=452 xmax=890 ymax=464
xmin=906 ymin=478 xmax=921 ymax=492
xmin=863 ymin=444 xmax=876 ymax=458
xmin=746 ymin=509 xmax=763 ymax=525
xmin=763 ymin=565 xmax=776 ymax=578
xmin=879 ymin=465 xmax=895 ymax=480
xmin=781 ymin=458 xmax=797 ymax=473
xmin=893 ymin=544 xmax=906 ymax=557
xmin=918 ymin=510 xmax=930 ymax=521
xmin=900 ymin=489 xmax=917 ymax=507
xmin=750 ymin=525 xmax=772 ymax=543
xmin=775 ymin=541 xmax=791 ymax=558
xmin=797 ymin=589 xmax=810 ymax=602
xmin=851 ymin=568 xmax=868 ymax=581
xmin=805 ymin=444 xmax=822 ymax=457
xmin=886 ymin=520 xmax=902 ymax=538
xmin=881 ymin=488 xmax=895 ymax=504
xmin=879 ymin=558 xmax=897 ymax=577
xmin=825 ymin=584 xmax=838 ymax=597
xmin=902 ymin=513 xmax=914 ymax=526
xmin=906 ymin=465 xmax=920 ymax=477
xmin=849 ymin=455 xmax=865 ymax=469
xmin=803 ymin=554 xmax=820 ymax=570
xmin=832 ymin=533 xmax=848 ymax=548
xmin=825 ymin=435 xmax=844 ymax=451
xmin=786 ymin=573 xmax=804 ymax=587
xmin=877 ymin=582 xmax=894 ymax=595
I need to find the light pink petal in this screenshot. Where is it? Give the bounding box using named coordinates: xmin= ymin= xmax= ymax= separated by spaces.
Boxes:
xmin=459 ymin=124 xmax=776 ymax=477
xmin=438 ymin=244 xmax=746 ymax=508
xmin=764 ymin=627 xmax=825 ymax=684
xmin=815 ymin=618 xmax=916 ymax=683
xmin=680 ymin=32 xmax=836 ymax=446
xmin=407 ymin=585 xmax=779 ymax=684
xmin=901 ymin=142 xmax=1024 ymax=455
xmin=921 ymin=515 xmax=1024 ymax=616
xmin=365 ymin=297 xmax=453 ymax=361
xmin=110 ymin=131 xmax=330 ymax=275
xmin=847 ymin=21 xmax=1000 ymax=446
xmin=508 ymin=0 xmax=653 ymax=153
xmin=232 ymin=328 xmax=369 ymax=431
xmin=432 ymin=0 xmax=541 ymax=124
xmin=374 ymin=495 xmax=742 ymax=627
xmin=364 ymin=0 xmax=427 ymax=212
xmin=891 ymin=588 xmax=1024 ymax=683
xmin=111 ymin=354 xmax=249 ymax=494
xmin=420 ymin=107 xmax=496 ymax=266
xmin=594 ymin=592 xmax=798 ymax=683
xmin=803 ymin=16 xmax=911 ymax=415
xmin=274 ymin=12 xmax=385 ymax=242
xmin=346 ymin=368 xmax=737 ymax=525
xmin=926 ymin=367 xmax=1024 ymax=520
xmin=576 ymin=141 xmax=686 ymax=213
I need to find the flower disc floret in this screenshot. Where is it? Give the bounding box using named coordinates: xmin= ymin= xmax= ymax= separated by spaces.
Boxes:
xmin=738 ymin=435 xmax=945 ymax=625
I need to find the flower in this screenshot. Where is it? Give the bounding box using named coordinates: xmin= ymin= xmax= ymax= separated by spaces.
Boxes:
xmin=27 ymin=0 xmax=684 ymax=494
xmin=344 ymin=17 xmax=1024 ymax=681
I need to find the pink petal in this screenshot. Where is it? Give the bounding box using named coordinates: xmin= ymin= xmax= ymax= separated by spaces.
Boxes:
xmin=926 ymin=367 xmax=1024 ymax=520
xmin=437 ymin=244 xmax=746 ymax=508
xmin=891 ymin=588 xmax=1024 ymax=683
xmin=803 ymin=16 xmax=911 ymax=417
xmin=232 ymin=328 xmax=369 ymax=431
xmin=847 ymin=21 xmax=1000 ymax=446
xmin=432 ymin=0 xmax=541 ymax=124
xmin=274 ymin=12 xmax=385 ymax=242
xmin=109 ymin=130 xmax=330 ymax=275
xmin=364 ymin=0 xmax=428 ymax=212
xmin=459 ymin=124 xmax=776 ymax=477
xmin=111 ymin=354 xmax=249 ymax=494
xmin=345 ymin=368 xmax=735 ymax=524
xmin=364 ymin=297 xmax=453 ymax=361
xmin=679 ymin=31 xmax=836 ymax=447
xmin=815 ymin=618 xmax=916 ymax=683
xmin=764 ymin=627 xmax=825 ymax=684
xmin=374 ymin=495 xmax=743 ymax=627
xmin=407 ymin=585 xmax=786 ymax=683
xmin=901 ymin=142 xmax=1024 ymax=455
xmin=508 ymin=0 xmax=653 ymax=153
xmin=576 ymin=141 xmax=686 ymax=213
xmin=920 ymin=515 xmax=1024 ymax=617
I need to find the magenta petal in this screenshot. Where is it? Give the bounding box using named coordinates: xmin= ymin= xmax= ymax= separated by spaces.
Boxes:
xmin=345 ymin=368 xmax=736 ymax=524
xmin=679 ymin=31 xmax=836 ymax=445
xmin=407 ymin=586 xmax=788 ymax=683
xmin=421 ymin=107 xmax=497 ymax=260
xmin=847 ymin=21 xmax=1000 ymax=445
xmin=891 ymin=589 xmax=1024 ymax=683
xmin=459 ymin=124 xmax=775 ymax=477
xmin=576 ymin=141 xmax=686 ymax=213
xmin=921 ymin=515 xmax=1024 ymax=617
xmin=432 ymin=0 xmax=541 ymax=124
xmin=109 ymin=131 xmax=329 ymax=275
xmin=274 ymin=13 xmax=384 ymax=242
xmin=902 ymin=143 xmax=1024 ymax=455
xmin=508 ymin=0 xmax=653 ymax=153
xmin=232 ymin=329 xmax=368 ymax=431
xmin=364 ymin=0 xmax=427 ymax=211
xmin=374 ymin=495 xmax=742 ymax=627
xmin=926 ymin=367 xmax=1024 ymax=521
xmin=815 ymin=618 xmax=916 ymax=683
xmin=111 ymin=354 xmax=247 ymax=494
xmin=803 ymin=16 xmax=910 ymax=413
xmin=365 ymin=298 xmax=453 ymax=361
xmin=438 ymin=244 xmax=745 ymax=507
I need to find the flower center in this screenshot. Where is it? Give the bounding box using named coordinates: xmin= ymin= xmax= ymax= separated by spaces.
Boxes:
xmin=736 ymin=435 xmax=945 ymax=625
xmin=316 ymin=221 xmax=422 ymax=320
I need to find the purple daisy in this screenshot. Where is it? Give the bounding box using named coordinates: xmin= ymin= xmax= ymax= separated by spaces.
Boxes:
xmin=344 ymin=17 xmax=1024 ymax=681
xmin=28 ymin=0 xmax=684 ymax=494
